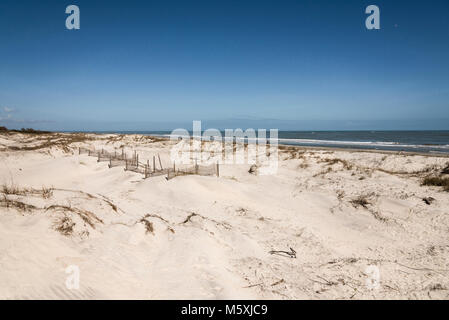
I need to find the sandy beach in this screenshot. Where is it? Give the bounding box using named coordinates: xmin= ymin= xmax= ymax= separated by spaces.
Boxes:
xmin=1 ymin=130 xmax=449 ymax=300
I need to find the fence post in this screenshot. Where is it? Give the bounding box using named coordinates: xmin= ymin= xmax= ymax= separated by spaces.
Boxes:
xmin=158 ymin=154 xmax=163 ymax=170
xmin=153 ymin=156 xmax=156 ymax=173
xmin=137 ymin=154 xmax=139 ymax=169
xmin=195 ymin=160 xmax=198 ymax=174
xmin=173 ymin=162 xmax=176 ymax=172
xmin=109 ymin=158 xmax=112 ymax=168
xmin=79 ymin=147 xmax=80 ymax=155
xmin=97 ymin=152 xmax=100 ymax=162
xmin=216 ymin=162 xmax=219 ymax=177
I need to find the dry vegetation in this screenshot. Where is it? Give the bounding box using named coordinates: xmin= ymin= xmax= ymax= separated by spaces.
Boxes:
xmin=0 ymin=195 xmax=38 ymax=212
xmin=350 ymin=195 xmax=371 ymax=209
xmin=53 ymin=216 xmax=76 ymax=236
xmin=248 ymin=164 xmax=258 ymax=174
xmin=442 ymin=164 xmax=449 ymax=174
xmin=2 ymin=184 xmax=53 ymax=199
xmin=418 ymin=162 xmax=449 ymax=192
xmin=320 ymin=157 xmax=353 ymax=170
xmin=0 ymin=127 xmax=173 ymax=153
xmin=0 ymin=130 xmax=96 ymax=153
xmin=349 ymin=194 xmax=389 ymax=222
xmin=0 ymin=183 xmax=109 ymax=238
xmin=0 ymin=127 xmax=51 ymax=134
xmin=140 ymin=217 xmax=154 ymax=234
xmin=45 ymin=205 xmax=103 ymax=229
xmin=422 ymin=176 xmax=449 ymax=192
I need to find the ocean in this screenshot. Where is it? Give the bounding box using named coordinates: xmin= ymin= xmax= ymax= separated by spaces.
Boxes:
xmin=97 ymin=130 xmax=449 ymax=155
xmin=276 ymin=131 xmax=449 ymax=154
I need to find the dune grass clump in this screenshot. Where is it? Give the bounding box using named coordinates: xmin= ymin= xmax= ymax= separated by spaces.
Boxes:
xmin=54 ymin=216 xmax=76 ymax=236
xmin=322 ymin=158 xmax=353 ymax=170
xmin=46 ymin=205 xmax=103 ymax=229
xmin=422 ymin=176 xmax=449 ymax=192
xmin=41 ymin=187 xmax=53 ymax=199
xmin=349 ymin=194 xmax=389 ymax=222
xmin=2 ymin=184 xmax=23 ymax=195
xmin=350 ymin=195 xmax=371 ymax=209
xmin=1 ymin=184 xmax=53 ymax=199
xmin=298 ymin=162 xmax=309 ymax=169
xmin=0 ymin=195 xmax=38 ymax=212
xmin=140 ymin=218 xmax=154 ymax=234
xmin=441 ymin=164 xmax=449 ymax=175
xmin=248 ymin=165 xmax=258 ymax=175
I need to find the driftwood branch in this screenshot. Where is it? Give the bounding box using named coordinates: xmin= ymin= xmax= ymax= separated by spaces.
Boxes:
xmin=269 ymin=247 xmax=296 ymax=258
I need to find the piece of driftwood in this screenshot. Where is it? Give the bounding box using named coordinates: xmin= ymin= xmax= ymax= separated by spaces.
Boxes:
xmin=270 ymin=279 xmax=285 ymax=286
xmin=422 ymin=197 xmax=436 ymax=205
xmin=269 ymin=247 xmax=296 ymax=258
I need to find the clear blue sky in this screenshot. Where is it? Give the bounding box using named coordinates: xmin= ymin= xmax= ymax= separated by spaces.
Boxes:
xmin=0 ymin=0 xmax=448 ymax=130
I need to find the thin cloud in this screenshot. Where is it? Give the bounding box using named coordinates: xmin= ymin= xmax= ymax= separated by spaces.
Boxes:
xmin=0 ymin=106 xmax=15 ymax=123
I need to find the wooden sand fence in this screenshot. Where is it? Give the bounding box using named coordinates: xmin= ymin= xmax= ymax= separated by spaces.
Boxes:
xmin=166 ymin=161 xmax=219 ymax=180
xmin=78 ymin=147 xmax=218 ymax=180
xmin=79 ymin=147 xmax=125 ymax=161
xmin=123 ymin=152 xmax=169 ymax=178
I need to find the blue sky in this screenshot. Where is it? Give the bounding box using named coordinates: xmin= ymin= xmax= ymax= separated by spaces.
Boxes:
xmin=0 ymin=0 xmax=448 ymax=130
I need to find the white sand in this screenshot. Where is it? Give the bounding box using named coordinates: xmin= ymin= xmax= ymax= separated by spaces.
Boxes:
xmin=1 ymin=131 xmax=449 ymax=299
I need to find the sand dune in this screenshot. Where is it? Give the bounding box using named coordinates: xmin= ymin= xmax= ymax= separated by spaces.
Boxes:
xmin=1 ymin=131 xmax=449 ymax=299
